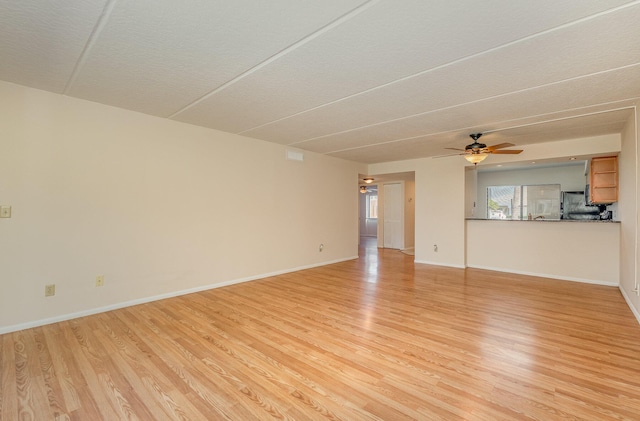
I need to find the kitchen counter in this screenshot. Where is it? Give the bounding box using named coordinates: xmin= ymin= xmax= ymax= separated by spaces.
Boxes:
xmin=465 ymin=218 xmax=619 ymax=223
xmin=466 ymin=218 xmax=620 ymax=285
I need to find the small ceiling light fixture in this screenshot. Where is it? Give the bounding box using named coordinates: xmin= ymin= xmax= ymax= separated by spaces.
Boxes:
xmin=360 ymin=186 xmax=368 ymax=193
xmin=363 ymin=177 xmax=374 ymax=184
xmin=464 ymin=153 xmax=488 ymax=165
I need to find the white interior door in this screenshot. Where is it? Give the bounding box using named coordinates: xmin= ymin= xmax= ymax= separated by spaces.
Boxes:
xmin=383 ymin=183 xmax=403 ymax=249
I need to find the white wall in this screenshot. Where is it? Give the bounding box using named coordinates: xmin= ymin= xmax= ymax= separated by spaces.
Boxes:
xmin=619 ymin=105 xmax=640 ymax=321
xmin=465 ymin=168 xmax=477 ymax=218
xmin=404 ymin=179 xmax=415 ymax=249
xmin=0 ymin=81 xmax=365 ymax=332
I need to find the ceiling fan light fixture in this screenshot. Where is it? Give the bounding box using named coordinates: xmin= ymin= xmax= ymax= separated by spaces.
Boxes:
xmin=441 ymin=133 xmax=522 ymax=164
xmin=360 ymin=186 xmax=368 ymax=193
xmin=464 ymin=153 xmax=488 ymax=164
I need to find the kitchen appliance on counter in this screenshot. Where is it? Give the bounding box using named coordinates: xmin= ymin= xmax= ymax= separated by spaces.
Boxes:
xmin=562 ymin=191 xmax=604 ymax=220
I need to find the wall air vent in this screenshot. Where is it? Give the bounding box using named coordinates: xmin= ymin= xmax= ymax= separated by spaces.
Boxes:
xmin=286 ymin=150 xmax=304 ymax=162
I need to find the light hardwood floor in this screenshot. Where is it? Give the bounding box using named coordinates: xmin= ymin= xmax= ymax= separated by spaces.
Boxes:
xmin=2 ymin=238 xmax=640 ymax=420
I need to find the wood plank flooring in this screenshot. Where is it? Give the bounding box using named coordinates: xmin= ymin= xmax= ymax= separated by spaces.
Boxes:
xmin=2 ymin=238 xmax=640 ymax=420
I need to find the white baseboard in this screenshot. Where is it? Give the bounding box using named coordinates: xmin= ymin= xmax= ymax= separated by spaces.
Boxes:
xmin=414 ymin=260 xmax=466 ymax=269
xmin=619 ymin=286 xmax=640 ymax=326
xmin=0 ymin=256 xmax=358 ymax=335
xmin=466 ymin=264 xmax=619 ymax=287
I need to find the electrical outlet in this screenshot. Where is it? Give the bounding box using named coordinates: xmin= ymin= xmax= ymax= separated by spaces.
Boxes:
xmin=319 ymin=243 xmax=324 ymax=252
xmin=433 ymin=244 xmax=438 ymax=252
xmin=95 ymin=275 xmax=104 ymax=287
xmin=45 ymin=284 xmax=56 ymax=297
xmin=0 ymin=206 xmax=11 ymax=218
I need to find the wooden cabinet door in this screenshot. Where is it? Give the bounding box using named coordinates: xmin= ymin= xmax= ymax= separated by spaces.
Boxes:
xmin=590 ymin=156 xmax=618 ymax=204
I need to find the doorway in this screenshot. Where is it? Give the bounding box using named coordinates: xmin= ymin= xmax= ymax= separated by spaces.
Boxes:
xmin=359 ymin=185 xmax=378 ymax=237
xmin=358 ymin=172 xmax=415 ymax=251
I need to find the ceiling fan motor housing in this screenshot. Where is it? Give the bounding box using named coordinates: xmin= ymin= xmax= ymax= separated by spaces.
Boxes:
xmin=466 ymin=133 xmax=486 ymax=152
xmin=466 ymin=142 xmax=486 ymax=151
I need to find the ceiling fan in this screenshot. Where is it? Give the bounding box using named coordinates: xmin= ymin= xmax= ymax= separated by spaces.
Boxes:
xmin=445 ymin=133 xmax=523 ymax=165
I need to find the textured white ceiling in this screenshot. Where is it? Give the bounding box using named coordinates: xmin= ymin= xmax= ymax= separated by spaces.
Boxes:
xmin=1 ymin=0 xmax=638 ymax=163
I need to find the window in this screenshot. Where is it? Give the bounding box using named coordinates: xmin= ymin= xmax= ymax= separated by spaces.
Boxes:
xmin=367 ymin=195 xmax=378 ymax=219
xmin=487 ymin=184 xmax=560 ymax=220
xmin=487 ymin=185 xmax=518 ymax=219
xmin=525 ymin=184 xmax=561 ymax=220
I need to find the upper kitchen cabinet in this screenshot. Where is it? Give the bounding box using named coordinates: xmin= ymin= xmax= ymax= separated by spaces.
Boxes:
xmin=590 ymin=156 xmax=618 ymax=204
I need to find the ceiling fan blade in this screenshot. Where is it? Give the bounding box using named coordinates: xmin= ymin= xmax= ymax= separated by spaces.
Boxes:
xmin=485 ymin=142 xmax=515 ymax=151
xmin=444 ymin=147 xmax=466 ymax=151
xmin=491 ymin=149 xmax=523 ymax=154
xmin=432 ymin=152 xmax=465 ymax=158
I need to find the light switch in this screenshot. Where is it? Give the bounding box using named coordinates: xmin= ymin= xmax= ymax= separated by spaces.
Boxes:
xmin=0 ymin=206 xmax=11 ymax=218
